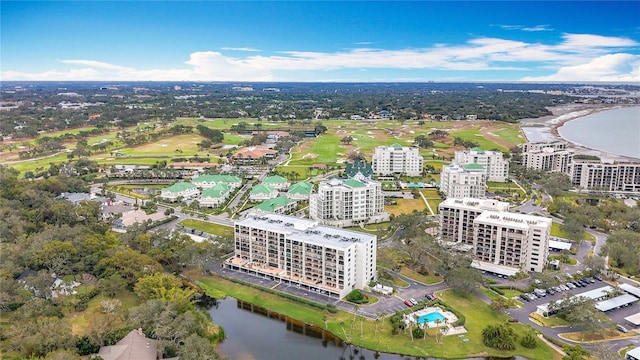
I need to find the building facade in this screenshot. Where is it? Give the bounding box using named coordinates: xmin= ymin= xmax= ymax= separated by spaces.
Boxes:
xmin=192 ymin=174 xmax=242 ymax=190
xmin=521 ymin=142 xmax=574 ymax=173
xmin=454 ymin=147 xmax=509 ymax=182
xmin=372 ymin=144 xmax=424 ymax=177
xmin=439 ymin=197 xmax=550 ymax=274
xmin=309 ymin=177 xmax=389 ymax=227
xmin=569 ymin=160 xmax=640 ymax=192
xmin=160 ymin=182 xmax=199 ymax=201
xmin=439 ymin=163 xmax=487 ymax=199
xmin=439 ymin=198 xmax=510 ymax=246
xmin=226 ymin=213 xmax=377 ymax=298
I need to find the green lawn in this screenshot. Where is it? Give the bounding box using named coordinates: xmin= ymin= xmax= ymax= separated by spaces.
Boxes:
xmin=397 ymin=267 xmax=442 ymax=285
xmin=448 ymin=128 xmax=509 ymax=152
xmin=530 ymin=313 xmax=570 ymax=328
xmin=493 ymin=127 xmax=526 ymax=145
xmin=550 ymin=222 xmax=595 ymax=242
xmin=179 ymin=219 xmax=234 ymax=237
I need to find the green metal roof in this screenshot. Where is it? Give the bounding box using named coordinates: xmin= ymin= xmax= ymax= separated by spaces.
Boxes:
xmin=253 ymin=196 xmax=294 ymax=212
xmin=193 ymin=174 xmax=241 ymax=183
xmin=471 ymin=147 xmax=484 ymax=152
xmin=391 ymin=143 xmax=403 ymax=148
xmin=162 ymin=182 xmax=196 ymax=193
xmin=463 ymin=163 xmax=485 ymax=170
xmin=287 ymin=181 xmax=312 ymax=195
xmin=250 ymin=184 xmax=276 ymax=195
xmin=262 ymin=175 xmax=288 ymax=184
xmin=345 ymin=159 xmax=372 ymax=179
xmin=344 ymin=179 xmax=366 ymax=188
xmin=201 ymin=183 xmax=231 ymax=199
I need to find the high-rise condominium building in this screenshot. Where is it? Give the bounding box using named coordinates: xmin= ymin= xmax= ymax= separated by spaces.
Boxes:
xmin=454 ymin=147 xmax=509 ymax=182
xmin=440 ymin=163 xmax=487 ymax=199
xmin=225 ymin=213 xmax=377 ymax=298
xmin=309 ymin=177 xmax=389 ymax=227
xmin=569 ymin=160 xmax=640 ymax=192
xmin=521 ymin=142 xmax=574 ymax=173
xmin=372 ymin=144 xmax=424 ymax=177
xmin=439 ymin=197 xmax=550 ymax=274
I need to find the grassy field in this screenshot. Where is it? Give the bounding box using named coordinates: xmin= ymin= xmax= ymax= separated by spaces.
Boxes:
xmin=385 ymin=198 xmax=427 ymax=216
xmin=550 ymin=222 xmax=595 ymax=242
xmin=179 ymin=219 xmax=234 ymax=237
xmin=195 ymin=273 xmax=558 ymax=359
xmin=448 ymin=128 xmax=509 ymax=152
xmin=397 ymin=267 xmax=442 ymax=285
xmin=530 ymin=313 xmax=570 ymax=328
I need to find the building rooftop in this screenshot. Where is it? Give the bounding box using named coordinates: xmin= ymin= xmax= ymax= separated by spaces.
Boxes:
xmin=439 ymin=197 xmax=510 ymax=212
xmin=595 ymin=294 xmax=638 ymax=312
xmin=343 ymin=179 xmax=366 ymax=188
xmin=627 ymin=346 xmax=640 ymax=359
xmin=97 ymin=329 xmax=158 ymax=360
xmin=288 ymin=181 xmax=313 ymax=195
xmin=192 ymin=174 xmax=241 ymax=183
xmin=462 ymin=163 xmax=485 ymax=171
xmin=470 ymin=260 xmax=519 ymax=277
xmin=620 ymin=283 xmax=640 ymax=298
xmin=236 ymin=212 xmax=376 ymax=249
xmin=262 ymin=175 xmax=289 ymax=184
xmin=624 ymin=312 xmax=640 ymax=326
xmin=549 ymin=239 xmax=572 ymax=251
xmin=253 ymin=196 xmax=295 ymax=212
xmin=162 ymin=182 xmax=196 ymax=194
xmin=250 ymin=184 xmax=275 ymax=195
xmin=201 ymin=183 xmax=231 ymax=199
xmin=475 ymin=211 xmax=552 ymax=229
xmin=345 ymin=159 xmax=373 ymax=178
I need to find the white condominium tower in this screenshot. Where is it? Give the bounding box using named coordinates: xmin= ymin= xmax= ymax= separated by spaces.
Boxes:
xmin=439 ymin=197 xmax=550 ymax=273
xmin=309 ymin=176 xmax=389 ymax=227
xmin=226 ymin=213 xmax=377 ymax=298
xmin=372 ymin=144 xmax=424 ymax=177
xmin=440 ymin=163 xmax=487 ymax=199
xmin=454 ymin=147 xmax=509 ymax=182
xmin=521 ymin=142 xmax=574 ymax=173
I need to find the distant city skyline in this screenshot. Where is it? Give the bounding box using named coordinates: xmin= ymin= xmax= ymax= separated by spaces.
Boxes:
xmin=1 ymin=1 xmax=639 ymax=82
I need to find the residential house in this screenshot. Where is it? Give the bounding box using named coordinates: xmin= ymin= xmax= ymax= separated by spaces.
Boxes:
xmin=262 ymin=175 xmax=290 ymax=190
xmin=159 ymin=182 xmax=199 ymax=202
xmin=287 ymin=181 xmax=313 ymax=200
xmin=192 ymin=174 xmax=242 ymax=190
xmin=199 ymin=183 xmax=232 ymax=207
xmin=252 ymin=196 xmax=297 ymax=214
xmin=249 ymin=184 xmax=278 ymax=202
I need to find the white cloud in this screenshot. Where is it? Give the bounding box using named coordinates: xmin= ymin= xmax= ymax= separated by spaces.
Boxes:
xmin=521 ymin=53 xmax=640 ymax=82
xmin=497 ymin=24 xmax=553 ymax=32
xmin=220 ymin=47 xmax=261 ymax=52
xmin=2 ymin=33 xmax=638 ymax=82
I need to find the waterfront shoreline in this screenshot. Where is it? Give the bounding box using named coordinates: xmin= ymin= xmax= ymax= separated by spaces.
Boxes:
xmin=520 ymin=104 xmax=639 ymax=161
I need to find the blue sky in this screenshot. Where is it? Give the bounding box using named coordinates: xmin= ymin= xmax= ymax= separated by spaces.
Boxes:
xmin=1 ymin=1 xmax=639 ymax=82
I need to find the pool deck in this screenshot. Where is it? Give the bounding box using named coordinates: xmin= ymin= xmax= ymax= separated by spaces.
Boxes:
xmin=404 ymin=306 xmax=468 ymax=336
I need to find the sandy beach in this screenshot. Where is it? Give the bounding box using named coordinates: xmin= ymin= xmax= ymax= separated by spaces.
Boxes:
xmin=519 ymin=104 xmax=638 ymax=161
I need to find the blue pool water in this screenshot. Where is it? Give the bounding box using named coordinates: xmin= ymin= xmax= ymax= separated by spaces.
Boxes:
xmin=417 ymin=312 xmax=445 ymax=324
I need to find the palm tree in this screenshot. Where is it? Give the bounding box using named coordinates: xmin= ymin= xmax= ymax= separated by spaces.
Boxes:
xmin=322 ymin=315 xmax=328 ymax=330
xmin=434 ymin=318 xmax=442 ymax=343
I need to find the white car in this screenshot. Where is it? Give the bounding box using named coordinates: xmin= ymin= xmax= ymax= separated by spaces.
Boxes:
xmin=409 ymin=298 xmax=418 ymax=306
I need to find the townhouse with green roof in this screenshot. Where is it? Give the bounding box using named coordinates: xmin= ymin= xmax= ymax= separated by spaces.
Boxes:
xmin=249 ymin=184 xmax=279 ymax=202
xmin=199 ymin=183 xmax=232 ymax=207
xmin=261 ymin=175 xmax=290 ymax=190
xmin=252 ymin=196 xmax=297 ymax=215
xmin=192 ymin=174 xmax=242 ymax=190
xmin=160 ymin=182 xmax=199 ymax=202
xmin=287 ymin=181 xmax=313 ymax=200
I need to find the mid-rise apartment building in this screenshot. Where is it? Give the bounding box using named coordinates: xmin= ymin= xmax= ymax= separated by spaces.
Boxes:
xmin=439 ymin=198 xmax=510 ymax=246
xmin=309 ymin=177 xmax=389 ymax=227
xmin=440 ymin=163 xmax=487 ymax=199
xmin=372 ymin=144 xmax=424 ymax=177
xmin=439 ymin=197 xmax=550 ymax=274
xmin=569 ymin=160 xmax=640 ymax=192
xmin=521 ymin=142 xmax=574 ymax=173
xmin=454 ymin=147 xmax=509 ymax=182
xmin=473 ymin=212 xmax=551 ymax=273
xmin=226 ymin=213 xmax=377 ymax=298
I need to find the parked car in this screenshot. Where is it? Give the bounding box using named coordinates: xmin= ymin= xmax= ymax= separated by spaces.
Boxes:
xmin=425 ymin=294 xmax=435 ymax=300
xmin=594 ymin=274 xmax=603 ymax=281
xmin=616 ymin=324 xmax=629 ymax=333
xmin=404 ymin=300 xmax=413 ymax=307
xmin=547 ymin=288 xmax=556 ymax=295
xmin=566 ymin=282 xmax=576 ymax=289
xmin=520 ymin=294 xmax=530 ymax=302
xmin=409 ymin=298 xmax=418 ymax=306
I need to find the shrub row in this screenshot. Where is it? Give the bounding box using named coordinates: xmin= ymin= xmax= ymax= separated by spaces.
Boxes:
xmin=224 ymin=276 xmax=338 ymax=313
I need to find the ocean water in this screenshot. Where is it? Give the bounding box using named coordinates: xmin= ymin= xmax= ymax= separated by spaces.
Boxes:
xmin=557 ymin=107 xmax=640 ymax=159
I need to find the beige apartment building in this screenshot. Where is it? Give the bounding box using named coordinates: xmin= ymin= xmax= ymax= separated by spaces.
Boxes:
xmin=372 ymin=144 xmax=424 ymax=177
xmin=226 ymin=213 xmax=377 ymax=299
xmin=454 ymin=147 xmax=509 ymax=182
xmin=570 ymin=160 xmax=640 ymax=192
xmin=438 ymin=197 xmax=550 ymax=274
xmin=439 ymin=163 xmax=487 ymax=199
xmin=521 ymin=141 xmax=574 ymax=173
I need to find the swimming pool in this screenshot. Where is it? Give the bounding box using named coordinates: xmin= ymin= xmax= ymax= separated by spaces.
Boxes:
xmin=417 ymin=311 xmax=445 ymax=324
